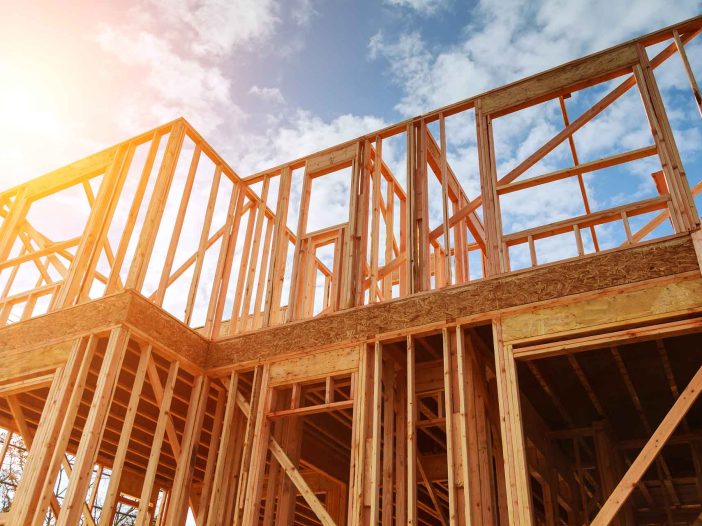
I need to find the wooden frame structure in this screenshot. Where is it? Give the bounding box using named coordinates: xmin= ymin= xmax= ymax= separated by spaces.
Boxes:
xmin=1 ymin=15 xmax=702 ymax=526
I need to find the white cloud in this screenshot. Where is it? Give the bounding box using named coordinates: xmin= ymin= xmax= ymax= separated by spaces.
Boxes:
xmin=6 ymin=0 xmax=702 ymax=288
xmin=370 ymin=0 xmax=702 ymax=117
xmin=249 ymin=85 xmax=286 ymax=104
xmin=369 ymin=31 xmax=482 ymax=116
xmin=291 ymin=0 xmax=320 ymax=26
xmin=233 ymin=111 xmax=389 ymax=174
xmin=96 ymin=26 xmax=237 ymax=135
xmin=92 ymin=0 xmax=280 ymax=136
xmin=383 ymin=0 xmax=451 ymax=14
xmin=144 ymin=0 xmax=280 ymax=56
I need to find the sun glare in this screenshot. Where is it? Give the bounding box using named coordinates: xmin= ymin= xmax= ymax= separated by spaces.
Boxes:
xmin=0 ymin=64 xmax=63 ymax=139
xmin=0 ymin=59 xmax=72 ymax=188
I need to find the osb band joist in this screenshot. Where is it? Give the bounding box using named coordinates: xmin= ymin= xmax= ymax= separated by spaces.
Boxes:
xmin=1 ymin=235 xmax=697 ymax=374
xmin=209 ymin=234 xmax=700 ymax=370
xmin=0 ymin=289 xmax=207 ymax=369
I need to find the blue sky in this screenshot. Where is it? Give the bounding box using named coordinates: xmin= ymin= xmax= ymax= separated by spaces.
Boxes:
xmin=2 ymin=0 xmax=702 ymax=270
xmin=1 ymin=0 xmax=700 ymax=181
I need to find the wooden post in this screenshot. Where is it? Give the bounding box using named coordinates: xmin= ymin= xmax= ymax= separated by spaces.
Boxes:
xmin=274 ymin=383 xmax=303 ymax=526
xmin=7 ymin=343 xmax=74 ymax=525
xmin=464 ymin=331 xmax=496 ymax=525
xmin=135 ymin=360 xmax=180 ymax=526
xmin=408 ymin=122 xmax=430 ymax=293
xmin=635 ymin=46 xmax=699 ymax=231
xmin=264 ymin=167 xmax=293 ymax=326
xmin=153 ymin=145 xmax=201 ymax=306
xmin=383 ymin=180 xmax=395 ymax=300
xmin=240 ymin=366 xmax=273 ymax=525
xmin=57 ymin=327 xmax=131 ymax=526
xmin=167 ymin=376 xmax=211 ymax=524
xmin=237 ymin=178 xmax=271 ymax=333
xmin=475 ymin=102 xmax=505 ymax=275
xmin=439 ymin=114 xmax=453 ymax=286
xmin=32 ymin=336 xmax=99 ymax=523
xmin=369 ymin=137 xmax=383 ymax=303
xmin=125 ymin=120 xmax=186 ymax=291
xmin=196 ymin=388 xmax=226 ymax=526
xmin=442 ymin=328 xmax=461 ymax=524
xmin=348 ymin=345 xmax=372 ymax=525
xmin=673 ymin=30 xmax=702 ymax=118
xmin=341 ymin=140 xmax=371 ymax=310
xmin=369 ymin=342 xmax=383 ymax=523
xmin=206 ymin=373 xmax=240 ymax=525
xmin=381 ymin=355 xmax=396 ymax=525
xmin=394 ymin=355 xmax=407 ymax=526
xmin=492 ymin=320 xmax=533 ymax=525
xmin=99 ymin=345 xmax=153 ymax=525
xmin=287 ymin=165 xmax=312 ymax=321
xmin=184 ymin=167 xmax=224 ymax=326
xmin=205 ymin=185 xmax=244 ymax=337
xmin=407 ymin=336 xmax=417 ymax=526
xmin=0 ymin=188 xmax=30 ymax=263
xmin=105 ymin=131 xmax=164 ymax=294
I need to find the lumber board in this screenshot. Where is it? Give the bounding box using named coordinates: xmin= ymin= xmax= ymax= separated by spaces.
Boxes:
xmin=209 ymin=235 xmax=700 ymax=369
xmin=269 ymin=346 xmax=359 ymax=386
xmin=480 ymin=44 xmax=639 ymax=116
xmin=2 ymin=148 xmax=116 ymax=202
xmin=306 ymin=142 xmax=357 ymax=176
xmin=0 ymin=342 xmax=72 ymax=384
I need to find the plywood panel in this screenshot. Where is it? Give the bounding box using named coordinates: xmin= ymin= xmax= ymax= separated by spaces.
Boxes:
xmin=0 ymin=341 xmax=72 ymax=383
xmin=269 ymin=346 xmax=359 ymax=385
xmin=501 ymin=277 xmax=702 ymax=343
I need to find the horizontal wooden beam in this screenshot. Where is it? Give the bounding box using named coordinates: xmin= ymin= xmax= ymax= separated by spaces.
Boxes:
xmin=2 ymin=235 xmax=697 ymax=378
xmin=496 ymin=145 xmax=658 ymax=195
xmin=504 ymin=195 xmax=669 ymax=245
xmin=481 ymin=44 xmax=639 ymax=116
xmin=267 ymin=399 xmax=354 ymax=419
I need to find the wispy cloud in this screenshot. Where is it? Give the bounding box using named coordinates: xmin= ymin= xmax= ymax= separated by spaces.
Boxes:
xmin=383 ymin=0 xmax=452 ymax=14
xmin=249 ymin=85 xmax=286 ymax=104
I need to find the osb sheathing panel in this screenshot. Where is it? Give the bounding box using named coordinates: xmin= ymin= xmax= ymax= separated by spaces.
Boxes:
xmin=209 ymin=235 xmax=700 ymax=369
xmin=124 ymin=292 xmax=208 ymax=367
xmin=0 ymin=290 xmax=208 ymax=368
xmin=0 ymin=292 xmax=132 ymax=354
